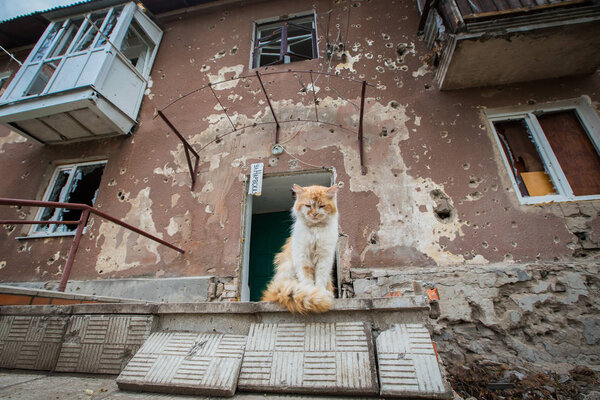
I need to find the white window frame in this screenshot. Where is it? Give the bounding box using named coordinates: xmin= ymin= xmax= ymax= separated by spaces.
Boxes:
xmin=0 ymin=71 xmax=11 ymax=91
xmin=26 ymin=160 xmax=107 ymax=238
xmin=251 ymin=11 xmax=318 ymax=69
xmin=486 ymin=96 xmax=600 ymax=205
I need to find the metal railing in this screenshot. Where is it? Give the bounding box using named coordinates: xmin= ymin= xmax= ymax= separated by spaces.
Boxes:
xmin=0 ymin=198 xmax=185 ymax=292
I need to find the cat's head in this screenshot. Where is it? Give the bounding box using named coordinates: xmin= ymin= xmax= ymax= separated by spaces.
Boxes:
xmin=292 ymin=184 xmax=338 ymax=225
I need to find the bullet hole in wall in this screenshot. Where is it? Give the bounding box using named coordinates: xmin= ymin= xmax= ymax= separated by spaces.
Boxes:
xmin=430 ymin=189 xmax=454 ymax=222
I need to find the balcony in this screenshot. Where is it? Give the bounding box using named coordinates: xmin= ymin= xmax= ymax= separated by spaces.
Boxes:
xmin=419 ymin=0 xmax=600 ymax=89
xmin=0 ymin=2 xmax=162 ymax=144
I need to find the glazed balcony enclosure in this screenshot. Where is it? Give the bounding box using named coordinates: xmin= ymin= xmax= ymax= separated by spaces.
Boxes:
xmin=0 ymin=2 xmax=162 ymax=144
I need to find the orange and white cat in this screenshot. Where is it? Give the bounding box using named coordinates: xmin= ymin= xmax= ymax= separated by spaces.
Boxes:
xmin=262 ymin=184 xmax=339 ymax=314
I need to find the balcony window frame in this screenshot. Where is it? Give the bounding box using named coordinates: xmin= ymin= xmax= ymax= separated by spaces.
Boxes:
xmin=26 ymin=160 xmax=107 ymax=239
xmin=486 ymin=96 xmax=600 ymax=205
xmin=1 ymin=2 xmax=159 ymax=105
xmin=20 ymin=6 xmax=126 ymax=99
xmin=252 ymin=12 xmax=318 ymax=69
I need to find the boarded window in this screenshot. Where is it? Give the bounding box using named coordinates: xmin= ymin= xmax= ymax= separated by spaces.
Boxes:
xmin=32 ymin=162 xmax=106 ymax=235
xmin=493 ymin=119 xmax=557 ymax=197
xmin=253 ymin=14 xmax=317 ymax=68
xmin=537 ymin=111 xmax=600 ymax=196
xmin=490 ymin=104 xmax=600 ymax=203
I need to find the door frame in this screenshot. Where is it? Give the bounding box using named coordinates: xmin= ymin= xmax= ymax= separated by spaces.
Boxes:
xmin=239 ymin=168 xmax=337 ymax=302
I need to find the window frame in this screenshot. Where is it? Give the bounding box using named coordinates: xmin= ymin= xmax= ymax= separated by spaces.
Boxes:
xmin=26 ymin=160 xmax=107 ymax=239
xmin=21 ymin=6 xmax=126 ymax=99
xmin=0 ymin=71 xmax=11 ymax=94
xmin=486 ymin=96 xmax=600 ymax=205
xmin=252 ymin=12 xmax=318 ymax=69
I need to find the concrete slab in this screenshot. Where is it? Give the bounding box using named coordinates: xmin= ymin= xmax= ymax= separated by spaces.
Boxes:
xmin=117 ymin=331 xmax=247 ymax=397
xmin=0 ymin=371 xmax=380 ymax=399
xmin=238 ymin=322 xmax=379 ymax=396
xmin=55 ymin=315 xmax=155 ymax=374
xmin=0 ymin=371 xmax=45 ymax=389
xmin=0 ymin=373 xmax=120 ymax=400
xmin=64 ymin=277 xmax=213 ymax=303
xmin=0 ymin=315 xmax=68 ymax=370
xmin=376 ymin=324 xmax=452 ymax=399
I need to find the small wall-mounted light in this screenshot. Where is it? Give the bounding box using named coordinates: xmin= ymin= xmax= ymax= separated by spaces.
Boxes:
xmin=271 ymin=144 xmax=284 ymax=155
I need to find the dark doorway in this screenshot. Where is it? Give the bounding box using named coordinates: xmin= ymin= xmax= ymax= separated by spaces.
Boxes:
xmin=243 ymin=170 xmax=337 ymax=301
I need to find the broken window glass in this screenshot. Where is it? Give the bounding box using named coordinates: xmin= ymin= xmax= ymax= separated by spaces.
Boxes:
xmin=33 ymin=162 xmax=106 ymax=235
xmin=493 ymin=119 xmax=558 ymax=197
xmin=50 ymin=19 xmax=83 ymax=58
xmin=32 ymin=24 xmax=60 ymax=62
xmin=95 ymin=6 xmax=123 ymax=48
xmin=25 ymin=61 xmax=58 ymax=96
xmin=254 ymin=14 xmax=317 ymax=68
xmin=120 ymin=20 xmax=154 ymax=74
xmin=73 ymin=11 xmax=107 ymax=53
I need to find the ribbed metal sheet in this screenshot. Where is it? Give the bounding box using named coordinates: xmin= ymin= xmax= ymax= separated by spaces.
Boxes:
xmin=376 ymin=324 xmax=452 ymax=398
xmin=117 ymin=331 xmax=247 ymax=397
xmin=55 ymin=315 xmax=154 ymax=374
xmin=0 ymin=315 xmax=67 ymax=370
xmin=238 ymin=322 xmax=378 ymax=395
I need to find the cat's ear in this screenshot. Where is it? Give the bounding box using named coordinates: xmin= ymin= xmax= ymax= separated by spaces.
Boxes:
xmin=326 ymin=184 xmax=338 ymax=198
xmin=292 ymin=184 xmax=304 ymax=194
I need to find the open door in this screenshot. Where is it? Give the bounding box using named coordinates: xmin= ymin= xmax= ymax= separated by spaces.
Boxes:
xmin=241 ymin=170 xmax=335 ymax=301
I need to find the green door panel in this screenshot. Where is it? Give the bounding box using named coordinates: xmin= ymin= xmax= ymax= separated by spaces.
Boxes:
xmin=248 ymin=211 xmax=293 ymax=301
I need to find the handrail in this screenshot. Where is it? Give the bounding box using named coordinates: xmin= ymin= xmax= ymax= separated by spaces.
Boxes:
xmin=0 ymin=198 xmax=185 ymax=292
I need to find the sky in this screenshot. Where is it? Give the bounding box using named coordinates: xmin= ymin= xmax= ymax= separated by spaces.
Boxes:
xmin=0 ymin=0 xmax=80 ymax=22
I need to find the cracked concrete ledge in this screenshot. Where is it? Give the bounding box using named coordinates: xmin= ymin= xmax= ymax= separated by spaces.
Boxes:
xmin=0 ymin=296 xmax=430 ymax=316
xmin=0 ymin=285 xmax=146 ymax=304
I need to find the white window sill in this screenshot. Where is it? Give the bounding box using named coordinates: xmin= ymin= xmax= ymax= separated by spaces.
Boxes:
xmin=16 ymin=231 xmax=82 ymax=240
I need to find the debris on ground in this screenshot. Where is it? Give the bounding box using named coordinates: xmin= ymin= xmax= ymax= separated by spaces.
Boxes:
xmin=448 ymin=360 xmax=599 ymax=399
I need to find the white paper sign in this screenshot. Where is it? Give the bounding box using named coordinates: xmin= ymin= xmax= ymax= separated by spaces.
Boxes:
xmin=248 ymin=163 xmax=264 ymax=195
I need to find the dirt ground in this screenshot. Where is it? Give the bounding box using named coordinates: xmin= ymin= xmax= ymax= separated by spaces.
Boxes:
xmin=449 ymin=361 xmax=599 ymax=400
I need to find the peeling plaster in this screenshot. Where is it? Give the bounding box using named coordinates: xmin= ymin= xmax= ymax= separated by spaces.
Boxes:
xmin=160 ymin=94 xmax=479 ymax=266
xmin=95 ymin=187 xmax=163 ymax=273
xmin=0 ymin=261 xmax=5 ymax=270
xmin=335 ymin=51 xmax=361 ymax=74
xmin=0 ymin=132 xmax=27 ymax=153
xmin=207 ymin=65 xmax=245 ymax=90
xmin=167 ymin=211 xmax=190 ymax=237
xmin=412 ymin=64 xmax=432 ymax=78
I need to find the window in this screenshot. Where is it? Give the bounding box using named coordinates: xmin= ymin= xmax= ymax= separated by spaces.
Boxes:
xmin=23 ymin=6 xmax=123 ymax=97
xmin=0 ymin=3 xmax=162 ymax=144
xmin=252 ymin=13 xmax=317 ymax=68
xmin=487 ymin=97 xmax=600 ymax=204
xmin=0 ymin=71 xmax=11 ymax=95
xmin=120 ymin=19 xmax=155 ymax=75
xmin=30 ymin=161 xmax=106 ymax=236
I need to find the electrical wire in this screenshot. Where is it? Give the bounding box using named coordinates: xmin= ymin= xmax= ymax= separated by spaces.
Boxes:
xmin=282 ymin=145 xmax=330 ymax=170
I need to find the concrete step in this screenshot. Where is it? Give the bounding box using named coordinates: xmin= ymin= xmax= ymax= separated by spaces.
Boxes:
xmin=116 ymin=322 xmax=452 ymax=398
xmin=0 ymin=297 xmax=451 ymax=398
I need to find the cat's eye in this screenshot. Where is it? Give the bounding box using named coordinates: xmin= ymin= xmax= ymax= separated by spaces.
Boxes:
xmin=304 ymin=204 xmax=311 ymax=208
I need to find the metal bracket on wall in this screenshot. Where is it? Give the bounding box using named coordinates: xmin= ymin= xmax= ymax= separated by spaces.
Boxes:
xmin=157 ymin=110 xmax=200 ymax=190
xmin=155 ymin=70 xmax=372 ymax=191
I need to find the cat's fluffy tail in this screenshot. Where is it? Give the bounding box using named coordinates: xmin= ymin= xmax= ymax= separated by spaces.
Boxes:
xmin=262 ymin=279 xmax=332 ymax=314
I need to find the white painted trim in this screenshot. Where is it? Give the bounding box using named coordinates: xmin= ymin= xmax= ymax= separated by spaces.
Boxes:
xmin=485 ymin=96 xmax=600 ymax=204
xmin=240 ymin=185 xmax=253 ymax=302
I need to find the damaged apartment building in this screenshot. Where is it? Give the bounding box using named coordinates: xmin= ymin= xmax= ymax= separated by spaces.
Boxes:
xmin=0 ymin=0 xmax=598 ymax=397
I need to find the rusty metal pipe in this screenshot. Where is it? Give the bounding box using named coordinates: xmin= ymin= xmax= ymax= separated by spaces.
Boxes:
xmin=358 ymin=80 xmax=367 ymax=175
xmin=58 ymin=208 xmax=89 ymax=292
